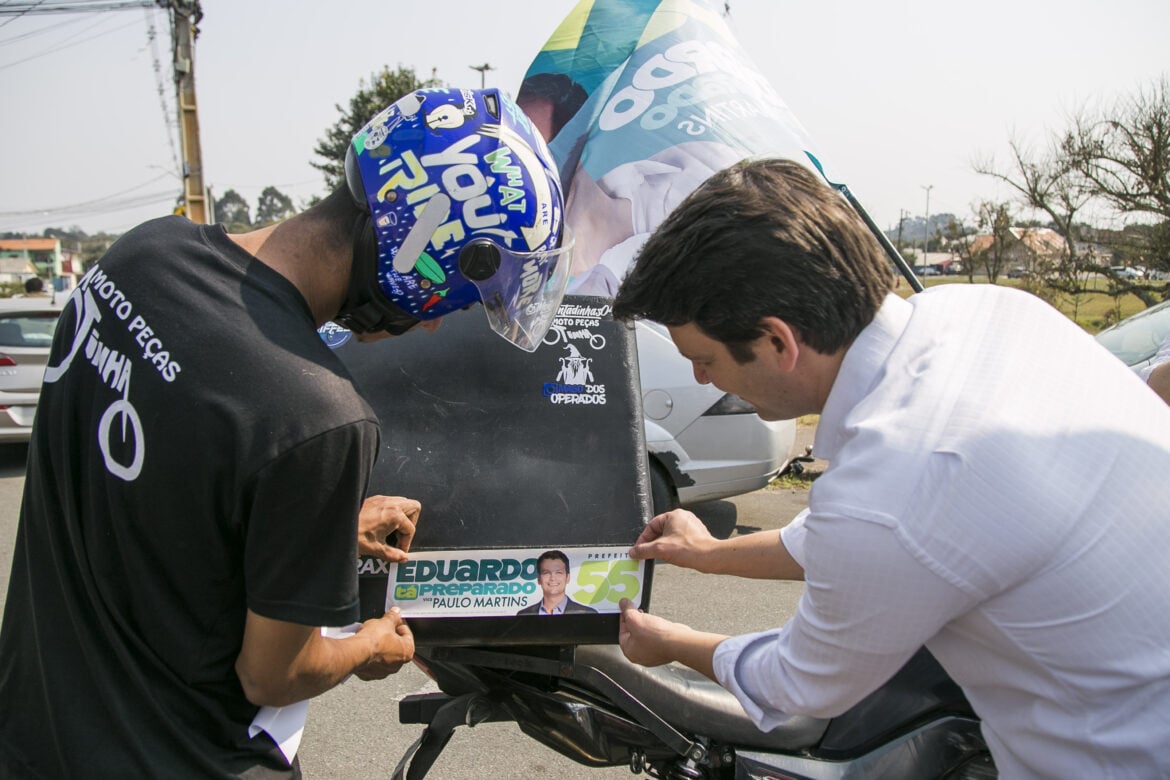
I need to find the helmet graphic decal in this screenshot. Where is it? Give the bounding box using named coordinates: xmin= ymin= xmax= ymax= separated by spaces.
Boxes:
xmin=425 ymin=104 xmax=467 ymax=131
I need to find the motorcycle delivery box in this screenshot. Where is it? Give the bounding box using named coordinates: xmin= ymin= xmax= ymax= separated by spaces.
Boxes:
xmin=333 ymin=294 xmax=653 ymax=647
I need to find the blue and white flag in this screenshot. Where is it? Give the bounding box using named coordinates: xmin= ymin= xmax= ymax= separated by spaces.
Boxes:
xmin=518 ymin=0 xmax=836 ymax=296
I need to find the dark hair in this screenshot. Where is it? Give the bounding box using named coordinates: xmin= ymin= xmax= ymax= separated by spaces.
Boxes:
xmin=23 ymin=277 xmax=44 ymax=294
xmin=613 ymin=158 xmax=892 ymax=360
xmin=517 ymin=73 xmax=588 ymax=140
xmin=301 ymin=185 xmax=366 ymax=249
xmin=537 ymin=550 xmax=570 ymax=572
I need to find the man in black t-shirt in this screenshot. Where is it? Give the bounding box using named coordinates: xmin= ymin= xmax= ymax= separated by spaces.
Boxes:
xmin=0 ymin=87 xmax=570 ymax=778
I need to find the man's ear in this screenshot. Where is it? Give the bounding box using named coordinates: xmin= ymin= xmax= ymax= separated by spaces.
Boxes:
xmin=758 ymin=317 xmax=800 ymax=372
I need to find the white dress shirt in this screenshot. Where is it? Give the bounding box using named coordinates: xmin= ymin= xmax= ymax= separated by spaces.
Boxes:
xmin=1139 ymin=330 xmax=1170 ymax=381
xmin=713 ymin=287 xmax=1170 ymax=778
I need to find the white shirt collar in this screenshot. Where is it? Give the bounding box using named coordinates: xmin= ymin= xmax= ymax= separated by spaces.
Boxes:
xmin=815 ymin=294 xmax=912 ymax=461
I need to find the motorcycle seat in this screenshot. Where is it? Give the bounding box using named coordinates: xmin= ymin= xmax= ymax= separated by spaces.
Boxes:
xmin=574 ymin=644 xmax=830 ymax=751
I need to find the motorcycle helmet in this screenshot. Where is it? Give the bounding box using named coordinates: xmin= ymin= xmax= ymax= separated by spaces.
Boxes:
xmin=337 ymin=87 xmax=572 ymax=352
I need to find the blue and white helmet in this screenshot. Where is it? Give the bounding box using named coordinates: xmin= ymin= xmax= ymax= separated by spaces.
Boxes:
xmin=338 ymin=87 xmax=572 ymax=352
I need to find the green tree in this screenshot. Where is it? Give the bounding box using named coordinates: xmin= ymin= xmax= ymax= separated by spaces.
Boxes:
xmin=312 ymin=65 xmax=443 ymax=192
xmin=216 ymin=189 xmax=252 ymax=232
xmin=254 ymin=186 xmax=296 ymax=226
xmin=42 ymin=227 xmax=115 ymax=271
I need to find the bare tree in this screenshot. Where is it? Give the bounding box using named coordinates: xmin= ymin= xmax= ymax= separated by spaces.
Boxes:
xmin=976 ymin=77 xmax=1170 ymax=306
xmin=1065 ymin=76 xmax=1170 ymax=222
xmin=973 ymin=135 xmax=1088 ymax=278
xmin=945 ymin=217 xmax=979 ymax=283
xmin=971 ymin=201 xmax=1015 ymax=284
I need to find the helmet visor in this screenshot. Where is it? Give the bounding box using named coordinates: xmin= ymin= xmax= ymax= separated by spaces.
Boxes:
xmin=471 ymin=230 xmax=574 ymax=353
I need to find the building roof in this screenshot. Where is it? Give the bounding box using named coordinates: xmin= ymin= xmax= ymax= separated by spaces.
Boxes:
xmin=1011 ymin=227 xmax=1067 ymax=256
xmin=964 ymin=227 xmax=1068 ymax=258
xmin=0 ymin=238 xmax=59 ymax=252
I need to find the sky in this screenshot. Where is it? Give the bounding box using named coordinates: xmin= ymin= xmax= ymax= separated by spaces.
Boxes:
xmin=1 ymin=0 xmax=1166 ymax=238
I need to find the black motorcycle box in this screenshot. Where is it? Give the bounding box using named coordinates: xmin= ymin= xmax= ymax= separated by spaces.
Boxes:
xmin=332 ymin=295 xmax=653 ymax=646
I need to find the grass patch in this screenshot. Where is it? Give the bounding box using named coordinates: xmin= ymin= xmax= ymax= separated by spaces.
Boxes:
xmin=769 ymin=471 xmax=817 ymax=491
xmin=899 ymin=276 xmax=1152 ymax=333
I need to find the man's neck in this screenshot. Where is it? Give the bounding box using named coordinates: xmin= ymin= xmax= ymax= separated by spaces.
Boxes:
xmin=227 ymin=218 xmax=351 ymax=327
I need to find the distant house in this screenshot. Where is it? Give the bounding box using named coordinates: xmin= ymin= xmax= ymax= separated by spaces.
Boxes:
xmin=0 ymin=237 xmax=81 ymax=290
xmin=963 ymin=227 xmax=1069 ymax=276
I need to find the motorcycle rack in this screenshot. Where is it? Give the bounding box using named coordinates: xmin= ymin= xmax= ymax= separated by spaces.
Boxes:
xmin=392 ymin=644 xmax=708 ymax=780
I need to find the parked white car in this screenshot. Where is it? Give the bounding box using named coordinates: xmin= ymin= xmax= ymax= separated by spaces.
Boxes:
xmin=0 ymin=297 xmax=64 ymax=444
xmin=635 ymin=321 xmax=795 ymax=513
xmin=1094 ymin=298 xmax=1170 ymax=376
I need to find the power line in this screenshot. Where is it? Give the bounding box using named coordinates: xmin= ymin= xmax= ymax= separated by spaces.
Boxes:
xmin=0 ymin=12 xmax=139 ymax=71
xmin=0 ymin=7 xmax=88 ymax=38
xmin=0 ymin=0 xmax=48 ymax=28
xmin=0 ymin=173 xmax=176 ymax=219
xmin=0 ymin=0 xmax=208 ymax=229
xmin=144 ymin=6 xmax=180 ymax=177
xmin=0 ymin=191 xmax=176 ymax=233
xmin=0 ymin=2 xmax=156 ymax=15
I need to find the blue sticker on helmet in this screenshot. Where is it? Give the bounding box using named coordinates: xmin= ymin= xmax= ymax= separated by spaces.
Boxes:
xmin=318 ymin=321 xmax=353 ymax=350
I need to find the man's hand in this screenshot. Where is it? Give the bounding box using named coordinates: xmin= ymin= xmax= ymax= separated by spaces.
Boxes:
xmin=629 ymin=509 xmax=717 ymax=570
xmin=237 ymin=607 xmax=416 ymax=706
xmin=633 ymin=509 xmax=803 ymax=581
xmin=618 ymin=598 xmax=724 ymax=680
xmin=618 ymin=597 xmax=686 ymax=667
xmin=353 ymin=607 xmax=415 ymax=680
xmin=358 ymin=496 xmax=421 ymax=562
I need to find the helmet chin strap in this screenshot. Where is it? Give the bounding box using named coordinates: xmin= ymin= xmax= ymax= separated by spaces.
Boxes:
xmin=333 ymin=213 xmax=419 ymax=335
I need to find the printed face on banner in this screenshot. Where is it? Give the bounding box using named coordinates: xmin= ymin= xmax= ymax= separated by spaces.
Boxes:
xmin=518 ymin=0 xmax=826 ymax=298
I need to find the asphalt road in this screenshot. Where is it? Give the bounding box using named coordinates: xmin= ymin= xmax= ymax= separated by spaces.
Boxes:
xmin=0 ymin=434 xmax=815 ymax=779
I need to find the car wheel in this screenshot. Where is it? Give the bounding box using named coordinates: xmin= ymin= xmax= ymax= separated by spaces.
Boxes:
xmin=649 ymin=460 xmax=677 ymax=517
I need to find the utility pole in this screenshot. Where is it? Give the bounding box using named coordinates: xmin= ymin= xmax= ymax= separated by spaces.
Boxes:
xmin=469 ymin=63 xmax=495 ymax=89
xmin=921 ymin=184 xmax=933 ymax=263
xmin=167 ymin=0 xmax=208 ymax=224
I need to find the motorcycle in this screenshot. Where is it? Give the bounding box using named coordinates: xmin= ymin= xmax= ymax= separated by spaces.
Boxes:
xmin=391 ymin=642 xmax=995 ymax=779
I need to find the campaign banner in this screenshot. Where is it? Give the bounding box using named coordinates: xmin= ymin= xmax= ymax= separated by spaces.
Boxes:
xmin=386 ymin=546 xmax=644 ymax=618
xmin=517 ymin=0 xmax=836 ymax=297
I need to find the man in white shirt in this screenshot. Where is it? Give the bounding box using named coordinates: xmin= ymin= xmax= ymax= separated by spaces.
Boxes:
xmin=611 ymin=158 xmax=1170 ymax=776
xmin=1141 ymin=331 xmax=1170 ymax=405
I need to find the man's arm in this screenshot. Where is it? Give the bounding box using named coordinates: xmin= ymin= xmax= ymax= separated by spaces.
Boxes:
xmin=618 ymin=599 xmax=726 ymax=680
xmin=630 ymin=509 xmax=804 ymax=580
xmin=1148 ymin=360 xmax=1170 ymax=406
xmin=235 ymin=608 xmax=414 ymax=707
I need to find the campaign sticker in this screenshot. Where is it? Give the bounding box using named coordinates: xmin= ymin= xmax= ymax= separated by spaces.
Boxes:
xmin=386 ymin=546 xmax=643 ymax=618
xmin=318 ymin=321 xmax=352 ymax=350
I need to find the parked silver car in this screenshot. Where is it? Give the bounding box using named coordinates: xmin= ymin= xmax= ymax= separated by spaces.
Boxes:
xmin=635 ymin=321 xmax=795 ymax=513
xmin=0 ymin=297 xmax=63 ymax=443
xmin=1094 ymin=298 xmax=1170 ymax=376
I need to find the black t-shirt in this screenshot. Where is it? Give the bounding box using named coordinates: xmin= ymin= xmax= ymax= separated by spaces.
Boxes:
xmin=0 ymin=217 xmax=379 ymax=777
